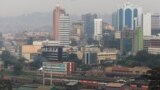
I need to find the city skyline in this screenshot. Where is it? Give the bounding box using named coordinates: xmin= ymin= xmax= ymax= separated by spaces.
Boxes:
xmin=0 ymin=0 xmax=160 ymax=17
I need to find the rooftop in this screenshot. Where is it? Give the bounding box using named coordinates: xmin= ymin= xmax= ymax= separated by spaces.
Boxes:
xmin=66 ymin=81 xmax=79 ymax=86
xmin=112 ymin=66 xmax=129 ymax=72
xmin=106 ymin=83 xmax=125 ymax=88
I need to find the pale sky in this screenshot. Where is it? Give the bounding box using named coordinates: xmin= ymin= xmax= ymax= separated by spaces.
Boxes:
xmin=0 ymin=0 xmax=159 ymax=16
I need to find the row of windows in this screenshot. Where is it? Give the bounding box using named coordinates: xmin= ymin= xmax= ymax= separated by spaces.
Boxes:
xmin=118 ymin=8 xmax=139 ymax=30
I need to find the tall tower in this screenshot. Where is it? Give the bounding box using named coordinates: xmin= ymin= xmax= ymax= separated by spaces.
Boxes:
xmin=112 ymin=1 xmax=142 ymax=31
xmin=94 ymin=19 xmax=102 ymax=40
xmin=82 ymin=14 xmax=97 ymax=39
xmin=53 ymin=0 xmax=65 ymax=40
xmin=143 ymin=13 xmax=151 ymax=36
xmin=53 ymin=0 xmax=71 ymax=46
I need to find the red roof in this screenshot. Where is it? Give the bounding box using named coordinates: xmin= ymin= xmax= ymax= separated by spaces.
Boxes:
xmin=112 ymin=66 xmax=129 ymax=72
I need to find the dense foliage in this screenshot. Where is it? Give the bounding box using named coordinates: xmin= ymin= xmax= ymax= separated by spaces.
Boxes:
xmin=148 ymin=67 xmax=160 ymax=90
xmin=1 ymin=50 xmax=25 ymax=75
xmin=29 ymin=55 xmax=46 ymax=70
xmin=117 ymin=50 xmax=160 ymax=68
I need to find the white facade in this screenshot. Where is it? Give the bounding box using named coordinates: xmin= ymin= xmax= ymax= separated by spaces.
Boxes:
xmin=143 ymin=13 xmax=151 ymax=36
xmin=42 ymin=40 xmax=61 ymax=46
xmin=59 ymin=14 xmax=71 ymax=46
xmin=94 ymin=19 xmax=102 ymax=40
xmin=115 ymin=31 xmax=121 ymax=39
xmin=148 ymin=47 xmax=160 ymax=54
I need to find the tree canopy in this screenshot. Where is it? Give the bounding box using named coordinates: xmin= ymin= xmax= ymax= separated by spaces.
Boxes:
xmin=1 ymin=50 xmax=25 ymax=75
xmin=148 ymin=67 xmax=160 ymax=90
xmin=1 ymin=50 xmax=17 ymax=68
xmin=29 ymin=55 xmax=46 ymax=70
xmin=117 ymin=50 xmax=160 ymax=68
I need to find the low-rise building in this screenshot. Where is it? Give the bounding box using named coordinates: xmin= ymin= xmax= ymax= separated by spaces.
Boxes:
xmin=143 ymin=36 xmax=160 ymax=50
xmin=42 ymin=61 xmax=75 ymax=85
xmin=106 ymin=83 xmax=128 ymax=90
xmin=41 ymin=41 xmax=67 ymax=61
xmin=77 ymin=51 xmax=83 ymax=60
xmin=129 ymin=66 xmax=151 ymax=75
xmin=105 ymin=66 xmax=151 ymax=75
xmin=21 ymin=45 xmax=41 ymax=62
xmin=112 ymin=66 xmax=130 ymax=74
xmin=83 ymin=52 xmax=97 ymax=65
xmin=97 ymin=52 xmax=117 ymax=64
xmin=148 ymin=47 xmax=160 ymax=54
xmin=130 ymin=84 xmax=148 ymax=90
xmin=80 ymin=45 xmax=101 ymax=52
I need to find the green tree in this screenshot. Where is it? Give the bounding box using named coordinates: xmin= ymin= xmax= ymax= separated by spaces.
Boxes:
xmin=67 ymin=53 xmax=78 ymax=60
xmin=80 ymin=65 xmax=92 ymax=71
xmin=1 ymin=50 xmax=17 ymax=68
xmin=65 ymin=53 xmax=82 ymax=67
xmin=117 ymin=50 xmax=160 ymax=68
xmin=51 ymin=86 xmax=58 ymax=90
xmin=13 ymin=62 xmax=23 ymax=75
xmin=18 ymin=57 xmax=26 ymax=64
xmin=148 ymin=68 xmax=160 ymax=90
xmin=30 ymin=55 xmax=46 ymax=70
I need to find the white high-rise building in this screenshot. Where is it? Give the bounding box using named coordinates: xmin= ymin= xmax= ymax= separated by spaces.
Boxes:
xmin=94 ymin=19 xmax=102 ymax=40
xmin=143 ymin=13 xmax=151 ymax=36
xmin=59 ymin=14 xmax=71 ymax=46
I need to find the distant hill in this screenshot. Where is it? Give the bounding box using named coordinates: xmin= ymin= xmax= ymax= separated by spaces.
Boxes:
xmin=0 ymin=12 xmax=111 ymax=33
xmin=0 ymin=12 xmax=53 ymax=33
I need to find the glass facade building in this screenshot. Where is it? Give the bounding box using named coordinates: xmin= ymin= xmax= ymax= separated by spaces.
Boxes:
xmin=120 ymin=28 xmax=143 ymax=55
xmin=82 ymin=13 xmax=97 ymax=39
xmin=112 ymin=2 xmax=142 ymax=31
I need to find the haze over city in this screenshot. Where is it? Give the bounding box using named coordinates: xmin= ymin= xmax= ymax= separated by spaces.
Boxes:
xmin=0 ymin=0 xmax=159 ymax=16
xmin=1 ymin=0 xmax=160 ymax=90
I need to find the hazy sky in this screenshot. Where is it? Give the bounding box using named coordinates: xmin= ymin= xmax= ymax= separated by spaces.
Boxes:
xmin=0 ymin=0 xmax=159 ymax=16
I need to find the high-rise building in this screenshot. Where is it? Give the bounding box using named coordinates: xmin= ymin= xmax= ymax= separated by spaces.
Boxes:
xmin=53 ymin=4 xmax=65 ymax=40
xmin=136 ymin=28 xmax=143 ymax=51
xmin=59 ymin=14 xmax=71 ymax=46
xmin=120 ymin=28 xmax=143 ymax=55
xmin=82 ymin=13 xmax=97 ymax=39
xmin=94 ymin=19 xmax=102 ymax=40
xmin=112 ymin=2 xmax=142 ymax=31
xmin=151 ymin=14 xmax=160 ymax=35
xmin=53 ymin=2 xmax=70 ymax=46
xmin=112 ymin=12 xmax=118 ymax=31
xmin=143 ymin=13 xmax=151 ymax=36
xmin=71 ymin=22 xmax=84 ymax=41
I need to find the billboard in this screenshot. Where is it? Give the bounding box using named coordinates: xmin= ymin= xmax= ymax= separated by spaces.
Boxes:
xmin=43 ymin=62 xmax=67 ymax=74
